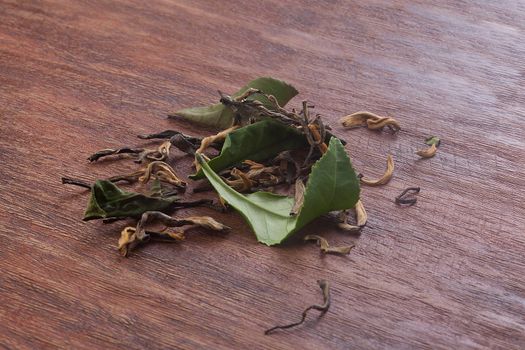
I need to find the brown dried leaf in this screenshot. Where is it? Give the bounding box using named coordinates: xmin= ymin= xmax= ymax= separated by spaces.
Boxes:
xmin=360 ymin=155 xmax=394 ymax=186
xmin=304 ymin=234 xmax=354 ymax=255
xmin=416 ymin=143 xmax=437 ymax=158
xmin=340 ymin=111 xmax=381 ymax=128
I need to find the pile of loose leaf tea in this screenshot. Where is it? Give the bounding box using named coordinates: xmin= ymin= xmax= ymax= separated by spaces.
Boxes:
xmin=63 ymin=77 xmax=439 ymax=333
xmin=63 ymin=77 xmax=441 ymax=253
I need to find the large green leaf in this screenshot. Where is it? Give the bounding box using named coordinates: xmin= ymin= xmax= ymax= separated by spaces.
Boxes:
xmin=170 ymin=77 xmax=298 ymax=129
xmin=197 ymin=137 xmax=360 ymax=245
xmin=83 ymin=180 xmax=178 ymax=221
xmin=191 ymin=119 xmax=307 ymax=179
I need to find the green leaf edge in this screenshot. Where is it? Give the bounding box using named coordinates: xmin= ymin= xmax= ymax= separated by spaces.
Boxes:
xmin=170 ymin=77 xmax=299 ymax=129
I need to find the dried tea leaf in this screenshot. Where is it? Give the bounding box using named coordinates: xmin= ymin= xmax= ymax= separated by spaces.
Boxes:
xmin=290 ymin=179 xmax=305 ymax=216
xmin=395 ymin=187 xmax=420 ymax=206
xmin=170 ymin=77 xmax=299 ymax=129
xmin=366 ymin=117 xmax=401 ymax=132
xmin=119 ymin=211 xmax=229 ymax=256
xmin=340 ymin=111 xmax=400 ymax=132
xmin=340 ymin=111 xmax=381 ymax=128
xmin=355 ymin=200 xmax=368 ymax=227
xmin=417 ymin=143 xmax=437 ymax=158
xmin=360 ymin=154 xmax=394 ymax=186
xmin=304 ymin=235 xmax=354 ymax=255
xmin=83 ymin=180 xmax=179 ymax=221
xmin=88 ymin=147 xmax=144 ymax=162
xmin=197 ymin=137 xmax=360 ymax=245
xmin=139 ymin=161 xmax=186 ymax=188
xmin=337 ymin=199 xmax=367 ymax=231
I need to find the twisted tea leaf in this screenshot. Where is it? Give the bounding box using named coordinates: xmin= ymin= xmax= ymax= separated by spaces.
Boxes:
xmin=83 ymin=180 xmax=179 ymax=221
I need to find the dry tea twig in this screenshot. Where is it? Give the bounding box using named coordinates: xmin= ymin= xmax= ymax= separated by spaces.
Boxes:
xmin=265 ymin=280 xmax=331 ymax=335
xmin=61 ymin=177 xmax=92 ymax=189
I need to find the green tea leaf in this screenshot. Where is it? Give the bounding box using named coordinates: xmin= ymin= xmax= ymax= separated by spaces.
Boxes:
xmin=83 ymin=180 xmax=178 ymax=221
xmin=295 ymin=136 xmax=361 ymax=228
xmin=170 ymin=103 xmax=231 ymax=130
xmin=232 ymin=77 xmax=298 ymax=107
xmin=197 ymin=137 xmax=360 ymax=245
xmin=425 ymin=136 xmax=441 ymax=147
xmin=191 ymin=119 xmax=307 ymax=179
xmin=170 ymin=77 xmax=298 ymax=129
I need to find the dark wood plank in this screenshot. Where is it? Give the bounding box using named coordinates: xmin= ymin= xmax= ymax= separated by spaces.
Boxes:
xmin=1 ymin=0 xmax=524 ymax=348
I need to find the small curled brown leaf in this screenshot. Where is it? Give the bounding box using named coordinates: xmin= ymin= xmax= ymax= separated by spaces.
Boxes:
xmin=416 ymin=143 xmax=437 ymax=158
xmin=338 ymin=199 xmax=367 ymax=231
xmin=304 ymin=234 xmax=354 ymax=255
xmin=360 ymin=155 xmax=394 ymax=186
xmin=119 ymin=211 xmax=229 ymax=256
xmin=366 ymin=117 xmax=401 ymax=132
xmin=340 ymin=111 xmax=381 ymax=128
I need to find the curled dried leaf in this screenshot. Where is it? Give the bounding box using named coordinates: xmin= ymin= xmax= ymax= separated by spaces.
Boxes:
xmin=88 ymin=147 xmax=144 ymax=162
xmin=416 ymin=143 xmax=437 ymax=158
xmin=120 ymin=211 xmax=229 ymax=256
xmin=340 ymin=111 xmax=382 ymax=128
xmin=366 ymin=117 xmax=401 ymax=132
xmin=355 ymin=199 xmax=367 ymax=227
xmin=226 ymin=168 xmax=254 ymax=192
xmin=118 ymin=227 xmax=141 ymax=256
xmin=290 ymin=179 xmax=305 ymax=216
xmin=304 ymin=235 xmax=354 ymax=255
xmin=360 ymin=154 xmax=394 ymax=186
xmin=194 ymin=125 xmax=240 ymax=169
xmin=395 ymin=187 xmax=420 ymax=206
xmin=169 ymin=134 xmax=198 ymax=155
xmin=139 ymin=161 xmax=186 ymax=188
xmin=265 ymin=280 xmax=331 ymax=335
xmin=243 ymin=159 xmax=265 ymax=169
xmin=337 ymin=210 xmax=360 ymax=232
xmin=199 ymin=126 xmax=240 ymax=154
xmin=337 ymin=199 xmax=367 ymax=231
xmin=184 ymin=216 xmax=230 ymax=231
xmin=225 ymin=165 xmax=283 ymax=192
xmin=136 ymin=140 xmax=172 ymax=163
xmin=307 ymin=123 xmax=328 ymax=154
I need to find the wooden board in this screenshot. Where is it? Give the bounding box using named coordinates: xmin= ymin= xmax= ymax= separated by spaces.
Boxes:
xmin=1 ymin=1 xmax=524 ymax=348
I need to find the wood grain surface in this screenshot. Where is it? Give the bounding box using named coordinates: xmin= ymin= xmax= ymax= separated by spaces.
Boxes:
xmin=1 ymin=1 xmax=524 ymax=349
